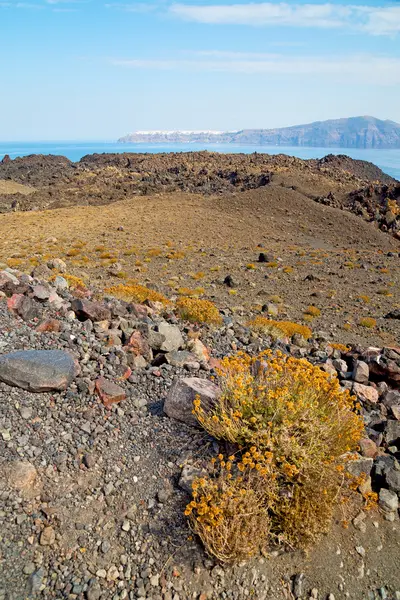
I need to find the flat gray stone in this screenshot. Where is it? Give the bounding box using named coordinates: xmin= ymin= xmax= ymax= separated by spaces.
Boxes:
xmin=0 ymin=350 xmax=76 ymax=392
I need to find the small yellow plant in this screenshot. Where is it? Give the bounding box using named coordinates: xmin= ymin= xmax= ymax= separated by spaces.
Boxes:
xmin=147 ymin=248 xmax=162 ymax=258
xmin=176 ymin=297 xmax=222 ymax=325
xmin=266 ymin=261 xmax=278 ymax=268
xmin=269 ymin=295 xmax=283 ymax=304
xmin=304 ymin=306 xmax=321 ymax=318
xmin=105 ymin=283 xmax=169 ymax=305
xmin=283 ymin=266 xmax=293 ymax=274
xmin=166 ymin=250 xmax=185 ymax=260
xmin=359 ymin=317 xmax=376 ymax=328
xmin=248 ymin=317 xmax=312 ymax=340
xmin=66 ymin=248 xmax=81 ymax=257
xmin=358 ymin=295 xmax=370 ymax=304
xmin=6 ymin=258 xmax=24 ymax=268
xmin=192 ymin=271 xmax=206 ymax=280
xmin=177 ymin=287 xmax=205 ymax=297
xmin=246 ymin=263 xmax=256 ymax=270
xmin=330 ymin=343 xmax=350 ymax=353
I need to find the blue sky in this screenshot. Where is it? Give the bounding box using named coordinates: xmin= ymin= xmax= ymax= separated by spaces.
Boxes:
xmin=1 ymin=0 xmax=399 ymax=140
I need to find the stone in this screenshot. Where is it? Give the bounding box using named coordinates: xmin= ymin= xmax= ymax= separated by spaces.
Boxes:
xmin=187 ymin=339 xmax=210 ymax=363
xmin=164 ymin=377 xmax=220 ymax=426
xmin=392 ymin=405 xmax=400 ymax=420
xmin=353 ymin=382 xmax=379 ymax=404
xmin=352 ymin=360 xmax=369 ymax=384
xmin=346 ymin=456 xmax=373 ymax=478
xmin=32 ymin=285 xmax=51 ymax=301
xmin=292 ymin=573 xmax=305 ymax=599
xmin=35 ymin=318 xmax=61 ymax=333
xmin=40 ymin=526 xmax=55 ymax=546
xmin=7 ymin=294 xmax=39 ymax=321
xmin=179 ymin=464 xmax=205 ymax=493
xmin=147 ymin=329 xmax=166 ymax=351
xmin=386 ymin=420 xmax=400 ymax=445
xmin=0 ymin=350 xmax=76 ymax=392
xmin=126 ymin=330 xmax=152 ymax=359
xmin=71 ymin=298 xmax=111 ymax=322
xmin=382 ymin=390 xmax=400 ymax=409
xmin=47 ymin=258 xmax=67 ymax=273
xmin=95 ymin=377 xmax=126 ymax=409
xmin=32 ymin=264 xmax=51 ymax=279
xmin=359 ymin=438 xmax=378 ymax=458
xmin=166 ymin=350 xmax=198 ymax=368
xmin=385 ymin=309 xmax=400 ymax=320
xmin=223 ymin=274 xmax=236 ymax=288
xmin=386 ymin=468 xmax=400 ymax=493
xmin=258 ymin=252 xmax=273 ymax=263
xmin=54 ymin=276 xmax=69 ymax=291
xmin=158 ymin=322 xmax=184 ymax=352
xmin=7 ymin=461 xmax=39 ymax=497
xmin=83 ymin=453 xmax=96 ymax=469
xmin=379 ymin=488 xmax=398 ymax=513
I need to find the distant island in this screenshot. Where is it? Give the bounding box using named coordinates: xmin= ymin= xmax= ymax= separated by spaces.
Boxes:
xmin=118 ymin=116 xmax=400 ymax=149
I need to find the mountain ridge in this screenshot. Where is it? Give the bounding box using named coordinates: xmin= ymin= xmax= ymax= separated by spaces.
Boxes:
xmin=118 ymin=116 xmax=400 ymax=149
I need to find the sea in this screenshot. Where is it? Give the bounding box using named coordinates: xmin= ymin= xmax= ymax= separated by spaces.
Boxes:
xmin=1 ymin=141 xmax=399 ymax=181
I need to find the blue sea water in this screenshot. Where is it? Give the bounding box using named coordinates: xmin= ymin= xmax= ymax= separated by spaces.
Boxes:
xmin=0 ymin=141 xmax=399 ymax=181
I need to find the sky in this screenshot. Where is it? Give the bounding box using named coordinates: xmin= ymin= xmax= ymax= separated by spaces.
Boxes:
xmin=0 ymin=0 xmax=400 ymax=140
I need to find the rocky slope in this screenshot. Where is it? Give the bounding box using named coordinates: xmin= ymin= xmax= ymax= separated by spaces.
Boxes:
xmin=119 ymin=117 xmax=400 ymax=149
xmin=0 ymin=266 xmax=400 ymax=599
xmin=0 ymin=151 xmax=399 ymax=238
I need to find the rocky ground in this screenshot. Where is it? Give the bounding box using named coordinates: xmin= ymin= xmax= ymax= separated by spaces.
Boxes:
xmin=0 ymin=264 xmax=400 ymax=600
xmin=0 ymin=152 xmax=400 ymax=599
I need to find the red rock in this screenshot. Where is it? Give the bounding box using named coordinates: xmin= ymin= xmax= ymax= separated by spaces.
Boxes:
xmin=35 ymin=318 xmax=61 ymax=333
xmin=7 ymin=293 xmax=24 ymax=311
xmin=95 ymin=377 xmax=126 ymax=409
xmin=116 ymin=366 xmax=132 ymax=381
xmin=359 ymin=438 xmax=378 ymax=458
xmin=71 ymin=298 xmax=111 ymax=322
xmin=209 ymin=357 xmax=223 ymax=371
xmin=126 ymin=331 xmax=151 ymax=358
xmin=353 ymin=382 xmax=379 ymax=404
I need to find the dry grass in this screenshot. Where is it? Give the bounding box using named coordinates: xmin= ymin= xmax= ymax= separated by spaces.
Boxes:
xmin=0 ymin=180 xmax=35 ymax=196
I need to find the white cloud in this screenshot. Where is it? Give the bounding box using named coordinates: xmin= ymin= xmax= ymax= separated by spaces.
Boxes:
xmin=170 ymin=2 xmax=400 ymax=35
xmin=109 ymin=53 xmax=400 ymax=85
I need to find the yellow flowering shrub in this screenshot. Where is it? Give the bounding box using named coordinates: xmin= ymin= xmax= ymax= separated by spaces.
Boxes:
xmin=247 ymin=317 xmax=312 ymax=340
xmin=105 ymin=283 xmax=169 ymax=305
xmin=186 ymin=452 xmax=276 ymax=562
xmin=176 ymin=297 xmax=222 ymax=325
xmin=304 ymin=305 xmax=321 ymax=318
xmin=187 ymin=351 xmax=364 ymax=557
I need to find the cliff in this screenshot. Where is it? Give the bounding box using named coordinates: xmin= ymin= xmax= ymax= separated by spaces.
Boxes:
xmin=119 ymin=116 xmax=400 ymax=149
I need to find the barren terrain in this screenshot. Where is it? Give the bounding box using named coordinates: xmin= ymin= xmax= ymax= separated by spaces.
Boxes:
xmin=0 ymin=152 xmax=400 ymax=600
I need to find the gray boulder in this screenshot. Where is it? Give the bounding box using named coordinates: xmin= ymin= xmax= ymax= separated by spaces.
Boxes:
xmin=0 ymin=350 xmax=76 ymax=392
